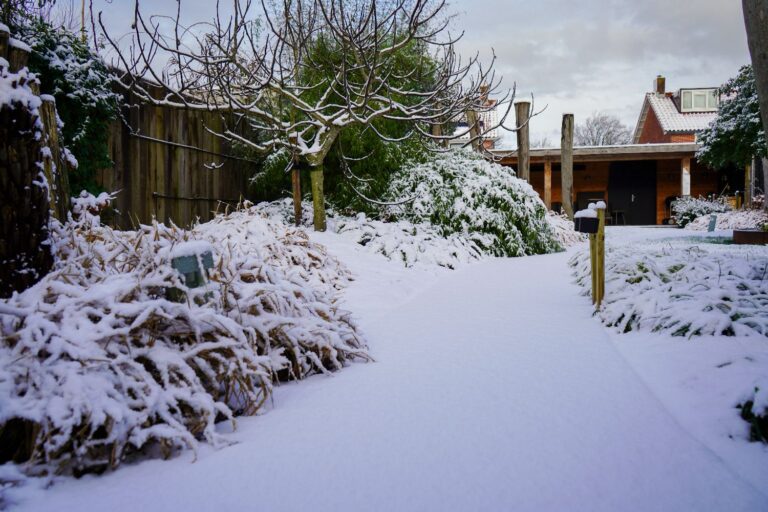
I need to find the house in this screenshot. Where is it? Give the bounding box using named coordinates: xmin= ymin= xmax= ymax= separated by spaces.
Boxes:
xmin=494 ymin=76 xmax=740 ymax=225
xmin=449 ymin=85 xmax=501 ymax=150
xmin=633 ymin=75 xmax=719 ymax=144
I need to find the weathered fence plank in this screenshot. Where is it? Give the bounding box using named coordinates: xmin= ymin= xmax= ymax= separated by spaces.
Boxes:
xmin=100 ymin=89 xmax=256 ymax=228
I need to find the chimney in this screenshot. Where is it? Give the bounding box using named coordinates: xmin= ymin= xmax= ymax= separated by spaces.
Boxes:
xmin=654 ymin=75 xmax=666 ymax=95
xmin=479 ymin=84 xmax=489 ymax=104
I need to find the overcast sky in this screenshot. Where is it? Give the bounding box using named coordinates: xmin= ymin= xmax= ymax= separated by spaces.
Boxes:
xmin=90 ymin=0 xmax=750 ymax=148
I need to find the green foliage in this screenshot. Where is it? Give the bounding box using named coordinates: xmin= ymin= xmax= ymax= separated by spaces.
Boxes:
xmin=385 ymin=149 xmax=563 ymax=257
xmin=14 ymin=18 xmax=120 ymax=195
xmin=247 ymin=36 xmax=438 ymax=211
xmin=698 ymin=65 xmax=768 ymax=168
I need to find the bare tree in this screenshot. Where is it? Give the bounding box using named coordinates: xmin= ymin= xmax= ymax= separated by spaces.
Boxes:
xmin=531 ymin=134 xmax=552 ymax=148
xmin=99 ymin=0 xmax=516 ymax=231
xmin=574 ymin=111 xmax=631 ymax=147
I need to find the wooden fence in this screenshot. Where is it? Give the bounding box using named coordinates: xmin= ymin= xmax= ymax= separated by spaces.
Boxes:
xmin=98 ymin=90 xmax=258 ymax=228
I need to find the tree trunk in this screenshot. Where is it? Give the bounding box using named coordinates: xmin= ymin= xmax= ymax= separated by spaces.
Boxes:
xmin=763 ymin=158 xmax=768 ymax=211
xmin=309 ymin=164 xmax=326 ymax=232
xmin=743 ymin=0 xmax=768 ymax=190
xmin=0 ymin=95 xmax=53 ymax=298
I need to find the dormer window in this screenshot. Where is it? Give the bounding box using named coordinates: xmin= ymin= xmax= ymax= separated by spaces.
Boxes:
xmin=680 ymin=89 xmax=718 ymax=112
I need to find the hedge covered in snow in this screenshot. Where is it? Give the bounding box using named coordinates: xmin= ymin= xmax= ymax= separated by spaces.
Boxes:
xmin=685 ymin=209 xmax=768 ymax=231
xmin=672 ymin=196 xmax=732 ymax=227
xmin=256 ymin=199 xmax=484 ymax=268
xmin=385 ymin=149 xmax=563 ymax=257
xmin=570 ymin=239 xmax=768 ymax=338
xmin=0 ymin=198 xmax=368 ymax=476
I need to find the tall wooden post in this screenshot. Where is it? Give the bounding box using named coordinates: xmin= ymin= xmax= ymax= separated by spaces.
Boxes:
xmin=543 ymin=159 xmax=552 ymax=209
xmin=681 ymin=157 xmax=691 ymax=197
xmin=745 ymin=162 xmax=753 ymax=208
xmin=561 ymin=114 xmax=574 ymax=219
xmin=596 ymin=203 xmax=606 ymax=308
xmin=291 ymin=165 xmax=302 ymax=226
xmin=288 ymin=135 xmax=302 ymax=226
xmin=515 ymin=101 xmax=531 ymax=182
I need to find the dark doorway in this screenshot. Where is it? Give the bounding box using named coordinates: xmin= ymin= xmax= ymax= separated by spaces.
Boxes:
xmin=608 ymin=161 xmax=657 ymax=225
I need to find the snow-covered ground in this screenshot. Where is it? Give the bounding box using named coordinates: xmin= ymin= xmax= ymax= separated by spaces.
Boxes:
xmin=5 ymin=226 xmax=768 ymax=511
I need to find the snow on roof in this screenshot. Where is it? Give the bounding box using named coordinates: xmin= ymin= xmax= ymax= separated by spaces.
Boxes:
xmin=646 ymin=93 xmax=716 ymax=133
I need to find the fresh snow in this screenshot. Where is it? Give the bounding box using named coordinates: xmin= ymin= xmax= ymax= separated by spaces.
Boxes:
xmin=6 ymin=226 xmax=767 ymax=511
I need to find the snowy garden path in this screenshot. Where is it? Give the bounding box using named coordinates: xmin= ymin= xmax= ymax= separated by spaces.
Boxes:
xmin=15 ymin=237 xmax=768 ymax=511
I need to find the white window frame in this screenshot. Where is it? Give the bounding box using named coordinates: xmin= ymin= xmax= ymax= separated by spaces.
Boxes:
xmin=680 ymin=89 xmax=718 ymax=112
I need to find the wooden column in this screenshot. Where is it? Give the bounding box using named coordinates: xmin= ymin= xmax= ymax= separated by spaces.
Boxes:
xmin=681 ymin=157 xmax=691 ymax=197
xmin=561 ymin=114 xmax=574 ymax=219
xmin=745 ymin=162 xmax=752 ymax=208
xmin=515 ymin=101 xmax=531 ymax=182
xmin=543 ymin=159 xmax=552 ymax=209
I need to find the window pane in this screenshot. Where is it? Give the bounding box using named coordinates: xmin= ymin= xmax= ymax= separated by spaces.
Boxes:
xmin=682 ymin=91 xmax=692 ymax=110
xmin=707 ymin=90 xmax=718 ymax=109
xmin=693 ymin=92 xmax=706 ymax=109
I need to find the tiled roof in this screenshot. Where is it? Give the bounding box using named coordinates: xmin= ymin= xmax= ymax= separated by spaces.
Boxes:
xmin=646 ymin=93 xmax=716 ymax=133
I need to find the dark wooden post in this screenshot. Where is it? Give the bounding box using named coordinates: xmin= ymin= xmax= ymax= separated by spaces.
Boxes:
xmin=515 ymin=101 xmax=531 ymax=182
xmin=561 ymin=114 xmax=574 ymax=219
xmin=288 ymin=135 xmax=302 ymax=226
xmin=0 ymin=25 xmax=8 ymax=59
xmin=291 ymin=165 xmax=302 ymax=226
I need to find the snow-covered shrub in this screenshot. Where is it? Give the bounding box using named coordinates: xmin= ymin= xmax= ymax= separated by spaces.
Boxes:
xmin=0 ymin=198 xmax=368 ymax=475
xmin=685 ymin=209 xmax=768 ymax=231
xmin=570 ymin=240 xmax=768 ymax=337
xmin=256 ymin=199 xmax=484 ymax=268
xmin=546 ymin=211 xmax=587 ymax=248
xmin=672 ymin=196 xmax=731 ymax=228
xmin=385 ymin=149 xmax=562 ymax=257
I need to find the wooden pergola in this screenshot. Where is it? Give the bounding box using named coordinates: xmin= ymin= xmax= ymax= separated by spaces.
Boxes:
xmin=492 ymin=143 xmax=699 ymax=209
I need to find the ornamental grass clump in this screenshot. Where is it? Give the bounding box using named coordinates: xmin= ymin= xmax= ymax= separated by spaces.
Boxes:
xmin=385 ymin=149 xmax=562 ymax=257
xmin=570 ymin=240 xmax=768 ymax=338
xmin=0 ymin=196 xmax=368 ymax=477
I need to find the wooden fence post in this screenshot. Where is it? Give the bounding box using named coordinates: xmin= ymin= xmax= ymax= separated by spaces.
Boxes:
xmin=561 ymin=113 xmax=574 ymax=219
xmin=515 ymin=101 xmax=531 ymax=182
